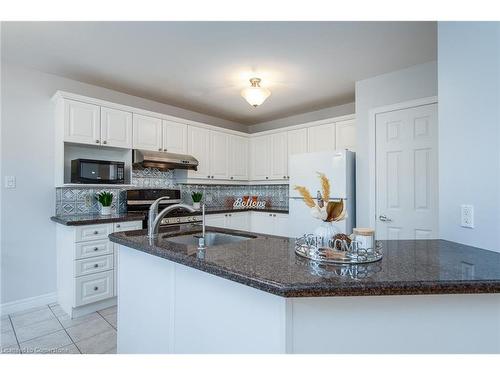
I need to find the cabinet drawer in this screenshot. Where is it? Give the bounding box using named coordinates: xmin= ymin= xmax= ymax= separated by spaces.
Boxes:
xmin=75 ymin=239 xmax=113 ymax=259
xmin=75 ymin=224 xmax=111 ymax=242
xmin=113 ymin=221 xmax=143 ymax=232
xmin=75 ymin=254 xmax=113 ymax=277
xmin=75 ymin=271 xmax=114 ymax=307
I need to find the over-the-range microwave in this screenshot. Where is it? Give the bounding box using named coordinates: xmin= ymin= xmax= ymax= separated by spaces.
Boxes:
xmin=71 ymin=159 xmax=125 ymax=184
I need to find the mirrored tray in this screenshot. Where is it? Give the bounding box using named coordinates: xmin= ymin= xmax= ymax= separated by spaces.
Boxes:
xmin=295 ymin=234 xmax=383 ymax=264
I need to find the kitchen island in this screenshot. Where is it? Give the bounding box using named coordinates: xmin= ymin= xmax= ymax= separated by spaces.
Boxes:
xmin=109 ymin=226 xmax=500 ymax=353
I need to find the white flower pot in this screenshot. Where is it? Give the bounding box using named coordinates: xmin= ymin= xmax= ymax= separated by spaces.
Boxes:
xmin=193 ymin=202 xmax=201 ymax=210
xmin=100 ymin=206 xmax=112 ymax=216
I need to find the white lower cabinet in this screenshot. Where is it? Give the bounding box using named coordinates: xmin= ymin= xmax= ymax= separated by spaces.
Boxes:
xmin=205 ymin=212 xmax=250 ymax=231
xmin=205 ymin=211 xmax=289 ymax=237
xmin=56 ymin=220 xmax=142 ymax=318
xmin=250 ymin=211 xmax=289 ymax=237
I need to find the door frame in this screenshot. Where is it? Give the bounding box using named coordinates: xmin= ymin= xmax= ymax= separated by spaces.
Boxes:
xmin=368 ymin=96 xmax=438 ymax=230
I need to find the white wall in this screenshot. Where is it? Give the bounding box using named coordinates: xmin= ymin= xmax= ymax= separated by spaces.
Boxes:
xmin=0 ymin=63 xmax=245 ymax=305
xmin=354 ymin=61 xmax=438 ymax=227
xmin=247 ymin=102 xmax=355 ymax=133
xmin=438 ymin=22 xmax=500 ymax=251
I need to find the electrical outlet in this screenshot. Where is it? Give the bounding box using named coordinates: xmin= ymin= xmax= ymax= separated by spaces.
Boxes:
xmin=4 ymin=176 xmax=16 ymax=189
xmin=461 ymin=204 xmax=474 ymax=228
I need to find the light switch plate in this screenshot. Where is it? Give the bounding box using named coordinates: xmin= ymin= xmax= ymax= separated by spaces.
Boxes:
xmin=4 ymin=176 xmax=16 ymax=189
xmin=461 ymin=204 xmax=474 ymax=228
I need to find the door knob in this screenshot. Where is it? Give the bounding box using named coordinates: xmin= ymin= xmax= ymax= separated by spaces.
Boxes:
xmin=379 ymin=215 xmax=392 ymax=222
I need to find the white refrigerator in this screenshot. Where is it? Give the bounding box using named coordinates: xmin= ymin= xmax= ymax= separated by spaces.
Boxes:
xmin=288 ymin=150 xmax=356 ymax=238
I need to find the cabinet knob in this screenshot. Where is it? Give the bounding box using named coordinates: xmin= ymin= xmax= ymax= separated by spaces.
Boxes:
xmin=229 ymin=214 xmax=232 ymax=217
xmin=230 ymin=176 xmax=233 ymax=180
xmin=269 ymin=214 xmax=272 ymax=217
xmin=265 ymin=177 xmax=269 ymax=180
xmin=103 ymin=140 xmax=107 ymax=144
xmin=273 ymin=214 xmax=276 ymax=217
xmin=95 ymin=140 xmax=100 ymax=144
xmin=207 ymin=175 xmax=210 ymax=178
xmin=93 ymin=231 xmax=98 ymax=235
xmin=158 ymin=148 xmax=162 ymax=151
xmin=94 ymin=286 xmax=99 ymax=291
xmin=283 ymin=176 xmax=286 ymax=179
xmin=94 ymin=247 xmax=99 ymax=251
xmin=94 ymin=264 xmax=99 ymax=268
xmin=211 ymin=176 xmax=214 ymax=179
xmin=163 ymin=148 xmax=167 ymax=152
xmin=116 ymin=224 xmax=120 ymax=228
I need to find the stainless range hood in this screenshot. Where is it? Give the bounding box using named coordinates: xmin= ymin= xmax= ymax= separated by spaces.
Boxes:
xmin=133 ymin=150 xmax=198 ymax=171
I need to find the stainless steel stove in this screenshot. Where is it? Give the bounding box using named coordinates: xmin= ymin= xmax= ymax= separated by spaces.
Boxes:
xmin=126 ymin=189 xmax=202 ymax=228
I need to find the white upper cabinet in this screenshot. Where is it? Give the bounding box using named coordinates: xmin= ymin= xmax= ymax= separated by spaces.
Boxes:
xmin=229 ymin=135 xmax=248 ymax=180
xmin=307 ymin=123 xmax=336 ymax=152
xmin=335 ymin=119 xmax=356 ymax=151
xmin=100 ymin=107 xmax=132 ymax=149
xmin=210 ymin=131 xmax=230 ymax=180
xmin=132 ymin=114 xmax=163 ymax=151
xmin=287 ymin=128 xmax=308 ymax=156
xmin=64 ymin=99 xmax=100 ymax=145
xmin=162 ymin=120 xmax=187 ymax=154
xmin=187 ymin=126 xmax=211 ymax=178
xmin=270 ymin=132 xmax=288 ymax=180
xmin=250 ymin=135 xmax=271 ymax=180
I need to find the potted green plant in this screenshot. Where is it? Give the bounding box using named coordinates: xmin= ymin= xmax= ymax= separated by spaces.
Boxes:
xmin=96 ymin=191 xmax=114 ymax=215
xmin=191 ymin=192 xmax=203 ymax=210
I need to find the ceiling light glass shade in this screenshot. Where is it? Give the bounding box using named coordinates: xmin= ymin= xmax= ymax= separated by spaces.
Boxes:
xmin=241 ymin=78 xmax=271 ymax=107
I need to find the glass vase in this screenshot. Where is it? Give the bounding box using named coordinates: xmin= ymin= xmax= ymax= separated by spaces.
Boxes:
xmin=313 ymin=221 xmax=339 ymax=247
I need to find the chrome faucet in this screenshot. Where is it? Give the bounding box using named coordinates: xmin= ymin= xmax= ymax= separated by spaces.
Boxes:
xmin=147 ymin=197 xmax=196 ymax=239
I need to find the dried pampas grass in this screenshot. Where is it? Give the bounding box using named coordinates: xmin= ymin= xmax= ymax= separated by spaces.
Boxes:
xmin=317 ymin=172 xmax=330 ymax=202
xmin=293 ymin=185 xmax=316 ymax=208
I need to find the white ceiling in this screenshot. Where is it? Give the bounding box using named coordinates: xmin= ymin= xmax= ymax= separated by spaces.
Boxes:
xmin=1 ymin=21 xmax=436 ymax=125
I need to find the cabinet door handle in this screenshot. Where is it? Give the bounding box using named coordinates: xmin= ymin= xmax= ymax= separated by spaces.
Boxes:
xmin=230 ymin=176 xmax=233 ymax=180
xmin=379 ymin=215 xmax=392 ymax=222
xmin=95 ymin=140 xmax=100 ymax=144
xmin=94 ymin=286 xmax=99 ymax=291
xmin=103 ymin=140 xmax=107 ymax=145
xmin=163 ymin=148 xmax=167 ymax=152
xmin=116 ymin=224 xmax=120 ymax=228
xmin=207 ymin=175 xmax=210 ymax=178
xmin=93 ymin=231 xmax=99 ymax=235
xmin=158 ymin=148 xmax=162 ymax=151
xmin=266 ymin=176 xmax=269 ymax=180
xmin=94 ymin=264 xmax=99 ymax=268
xmin=93 ymin=247 xmax=99 ymax=251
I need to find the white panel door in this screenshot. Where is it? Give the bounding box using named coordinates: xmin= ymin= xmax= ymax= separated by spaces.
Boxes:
xmin=64 ymin=99 xmax=100 ymax=145
xmin=229 ymin=135 xmax=248 ymax=180
xmin=288 ymin=128 xmax=308 ymax=156
xmin=307 ymin=123 xmax=336 ymax=152
xmin=274 ymin=214 xmax=289 ymax=237
xmin=187 ymin=126 xmax=211 ymax=178
xmin=100 ymin=107 xmax=133 ymax=148
xmin=210 ymin=131 xmax=230 ymax=180
xmin=335 ymin=119 xmax=356 ymax=151
xmin=132 ymin=114 xmax=162 ymax=151
xmin=162 ymin=120 xmax=187 ymax=154
xmin=375 ymin=103 xmax=438 ymax=240
xmin=270 ymin=132 xmax=288 ymax=180
xmin=250 ymin=136 xmax=271 ymax=180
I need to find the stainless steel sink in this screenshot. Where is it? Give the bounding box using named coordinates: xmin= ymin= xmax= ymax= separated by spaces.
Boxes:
xmin=165 ymin=232 xmax=255 ymax=246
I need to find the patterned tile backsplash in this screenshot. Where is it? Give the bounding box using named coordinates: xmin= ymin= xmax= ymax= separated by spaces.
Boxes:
xmin=181 ymin=184 xmax=289 ymax=210
xmin=56 ymin=168 xmax=289 ymax=215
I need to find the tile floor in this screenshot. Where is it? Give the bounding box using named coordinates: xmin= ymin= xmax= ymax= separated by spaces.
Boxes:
xmin=0 ymin=304 xmax=117 ymax=354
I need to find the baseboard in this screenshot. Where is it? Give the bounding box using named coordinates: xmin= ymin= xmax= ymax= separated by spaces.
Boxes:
xmin=0 ymin=292 xmax=58 ymax=316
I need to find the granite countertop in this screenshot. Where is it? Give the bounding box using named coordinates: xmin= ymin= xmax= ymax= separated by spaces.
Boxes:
xmin=51 ymin=212 xmax=146 ymax=226
xmin=109 ymin=225 xmax=500 ymax=297
xmin=51 ymin=207 xmax=289 ymax=226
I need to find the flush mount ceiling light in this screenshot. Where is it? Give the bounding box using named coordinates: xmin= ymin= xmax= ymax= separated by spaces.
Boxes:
xmin=241 ymin=77 xmax=271 ymax=107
